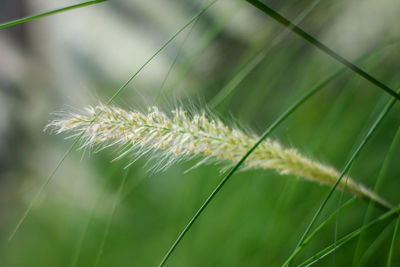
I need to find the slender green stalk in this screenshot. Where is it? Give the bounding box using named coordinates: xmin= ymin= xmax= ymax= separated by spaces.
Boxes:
xmin=157 ymin=38 xmax=399 ymax=262
xmin=94 ymin=169 xmax=129 ymax=267
xmin=158 ymin=72 xmax=337 ymax=267
xmin=298 ymin=205 xmax=400 ymax=267
xmin=153 ymin=18 xmax=199 ymax=105
xmin=282 ymin=198 xmax=356 ymax=265
xmin=357 ymin=222 xmax=394 ymax=267
xmin=70 ymin=165 xmax=119 ymax=267
xmin=244 ymin=0 xmax=400 ymax=102
xmin=208 ymin=48 xmax=266 ymax=109
xmin=387 ymin=215 xmax=400 ymax=267
xmin=209 ymin=0 xmax=322 ymax=109
xmin=284 ymin=90 xmax=399 ymax=267
xmin=107 ymin=0 xmax=217 ymax=103
xmin=157 ymin=37 xmax=398 ymax=264
xmin=158 ymin=1 xmax=238 ymax=104
xmin=9 ymin=1 xmax=216 ymax=241
xmin=8 ymin=138 xmax=79 ymax=241
xmin=371 ymin=126 xmax=400 ymax=202
xmin=337 ymin=94 xmax=388 ymax=266
xmin=0 ymin=0 xmax=107 ymax=30
xmin=353 ymin=126 xmax=400 ymax=265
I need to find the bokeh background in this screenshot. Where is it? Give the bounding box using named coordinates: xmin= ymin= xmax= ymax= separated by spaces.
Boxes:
xmin=1 ymin=0 xmax=400 ymax=266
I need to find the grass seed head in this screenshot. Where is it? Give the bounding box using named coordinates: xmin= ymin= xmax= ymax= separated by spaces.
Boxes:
xmin=46 ymin=104 xmax=391 ymax=209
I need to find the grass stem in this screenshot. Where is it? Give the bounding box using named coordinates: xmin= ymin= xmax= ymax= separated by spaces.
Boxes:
xmin=0 ymin=0 xmax=107 ymax=30
xmin=245 ymin=0 xmax=400 ymax=102
xmin=298 ymin=205 xmax=400 ymax=267
xmin=284 ymin=89 xmax=399 ymax=266
xmin=158 ymin=73 xmax=334 ymax=266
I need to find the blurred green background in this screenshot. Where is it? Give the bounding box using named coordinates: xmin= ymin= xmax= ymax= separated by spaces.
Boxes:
xmin=1 ymin=0 xmax=400 ymax=266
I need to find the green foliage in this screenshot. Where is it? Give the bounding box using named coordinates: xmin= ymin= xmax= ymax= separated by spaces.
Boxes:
xmin=1 ymin=0 xmax=400 ymax=266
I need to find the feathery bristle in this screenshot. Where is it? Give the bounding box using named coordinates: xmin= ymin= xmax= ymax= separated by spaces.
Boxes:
xmin=45 ymin=104 xmax=391 ymax=209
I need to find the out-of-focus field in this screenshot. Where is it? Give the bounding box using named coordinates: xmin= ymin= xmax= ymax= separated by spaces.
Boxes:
xmin=1 ymin=0 xmax=400 ymax=266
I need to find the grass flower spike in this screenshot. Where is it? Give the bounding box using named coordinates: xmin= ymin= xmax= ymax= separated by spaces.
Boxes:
xmin=46 ymin=104 xmax=391 ymax=210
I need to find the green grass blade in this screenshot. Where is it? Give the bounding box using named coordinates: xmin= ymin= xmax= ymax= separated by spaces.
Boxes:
xmin=337 ymin=94 xmax=391 ymax=265
xmin=356 ymin=222 xmax=394 ymax=267
xmin=353 ymin=126 xmax=400 ymax=265
xmin=70 ymin=164 xmax=119 ymax=267
xmin=158 ymin=70 xmax=341 ymax=267
xmin=282 ymin=198 xmax=356 ymax=266
xmin=153 ymin=18 xmax=199 ymax=105
xmin=208 ymin=0 xmax=322 ymax=109
xmin=0 ymin=0 xmax=107 ymax=30
xmin=298 ymin=206 xmax=400 ymax=267
xmin=387 ymin=215 xmax=400 ymax=267
xmin=94 ymin=169 xmax=129 ymax=267
xmin=8 ymin=137 xmax=79 ymax=241
xmin=157 ymin=1 xmax=237 ymax=104
xmin=283 ymin=90 xmax=398 ymax=267
xmin=370 ymin=126 xmax=400 ymax=201
xmin=208 ymin=48 xmax=266 ymax=109
xmin=107 ymin=0 xmax=217 ymax=104
xmin=244 ymin=0 xmax=400 ymax=102
xmin=8 ymin=0 xmax=216 ymax=241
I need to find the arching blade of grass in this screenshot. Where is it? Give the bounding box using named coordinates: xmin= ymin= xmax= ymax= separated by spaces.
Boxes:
xmin=332 ymin=179 xmax=350 ymax=265
xmin=311 ymin=37 xmax=400 ymax=152
xmin=283 ymin=197 xmax=356 ymax=265
xmin=158 ymin=36 xmax=399 ymax=264
xmin=334 ymin=91 xmax=395 ymax=264
xmin=297 ymin=205 xmax=400 ymax=267
xmin=207 ymin=48 xmax=265 ymax=109
xmin=283 ymin=90 xmax=399 ymax=267
xmin=156 ymin=2 xmax=239 ymax=105
xmin=153 ymin=18 xmax=199 ymax=105
xmin=8 ymin=138 xmax=78 ymax=241
xmin=158 ymin=69 xmax=344 ymax=267
xmin=106 ymin=0 xmax=217 ymax=103
xmin=94 ymin=168 xmax=129 ymax=267
xmin=244 ymin=0 xmax=400 ymax=102
xmin=356 ymin=222 xmax=395 ymax=267
xmin=274 ymin=38 xmax=400 ymax=264
xmin=353 ymin=126 xmax=400 ymax=265
xmin=8 ymin=0 xmax=217 ymax=241
xmin=208 ymin=0 xmax=322 ymax=109
xmin=387 ymin=215 xmax=400 ymax=267
xmin=0 ymin=0 xmax=107 ymax=30
xmin=70 ymin=164 xmax=120 ymax=267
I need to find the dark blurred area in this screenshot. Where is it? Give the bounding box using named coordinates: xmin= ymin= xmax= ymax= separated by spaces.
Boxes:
xmin=0 ymin=0 xmax=26 ymax=170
